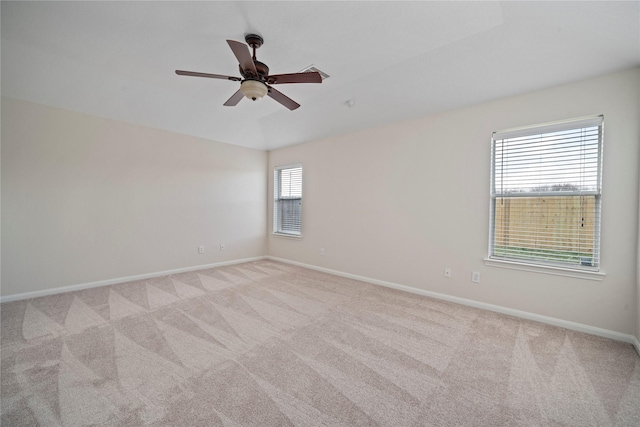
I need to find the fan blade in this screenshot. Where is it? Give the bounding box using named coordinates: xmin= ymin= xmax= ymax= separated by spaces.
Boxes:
xmin=267 ymin=86 xmax=300 ymax=110
xmin=175 ymin=70 xmax=241 ymax=81
xmin=223 ymin=89 xmax=244 ymax=107
xmin=268 ymin=72 xmax=322 ymax=85
xmin=227 ymin=40 xmax=257 ymax=76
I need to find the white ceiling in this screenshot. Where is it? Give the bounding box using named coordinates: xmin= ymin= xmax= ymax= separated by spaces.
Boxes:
xmin=2 ymin=1 xmax=639 ymax=151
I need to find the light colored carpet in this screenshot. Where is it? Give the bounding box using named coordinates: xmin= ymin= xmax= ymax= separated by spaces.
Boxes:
xmin=1 ymin=260 xmax=639 ymax=426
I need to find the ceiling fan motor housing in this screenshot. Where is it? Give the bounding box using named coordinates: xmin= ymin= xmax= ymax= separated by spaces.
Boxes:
xmin=240 ymin=61 xmax=269 ymax=80
xmin=254 ymin=61 xmax=269 ymax=79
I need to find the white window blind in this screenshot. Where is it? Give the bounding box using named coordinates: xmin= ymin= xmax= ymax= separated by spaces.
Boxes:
xmin=489 ymin=116 xmax=603 ymax=269
xmin=274 ymin=165 xmax=302 ymax=235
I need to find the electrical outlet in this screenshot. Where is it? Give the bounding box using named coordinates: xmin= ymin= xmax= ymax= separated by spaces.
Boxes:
xmin=472 ymin=271 xmax=481 ymax=283
xmin=220 ymin=244 xmax=225 ymax=251
xmin=320 ymin=248 xmax=325 ymax=256
xmin=198 ymin=245 xmax=204 ymax=254
xmin=444 ymin=267 xmax=452 ymax=278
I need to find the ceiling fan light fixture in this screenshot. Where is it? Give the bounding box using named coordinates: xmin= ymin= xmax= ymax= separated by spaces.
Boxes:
xmin=240 ymin=80 xmax=268 ymax=101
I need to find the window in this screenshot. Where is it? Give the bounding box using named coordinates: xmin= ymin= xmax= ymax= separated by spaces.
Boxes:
xmin=274 ymin=164 xmax=302 ymax=236
xmin=489 ymin=116 xmax=603 ymax=270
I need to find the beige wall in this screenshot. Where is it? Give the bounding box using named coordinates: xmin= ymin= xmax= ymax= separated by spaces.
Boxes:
xmin=1 ymin=97 xmax=267 ymax=296
xmin=268 ymin=67 xmax=640 ymax=335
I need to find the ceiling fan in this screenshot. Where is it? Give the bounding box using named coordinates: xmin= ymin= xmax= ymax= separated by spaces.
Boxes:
xmin=176 ymin=34 xmax=322 ymax=110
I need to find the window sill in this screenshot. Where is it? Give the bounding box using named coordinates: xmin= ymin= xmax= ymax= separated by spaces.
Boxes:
xmin=484 ymin=258 xmax=605 ymax=281
xmin=271 ymin=232 xmax=302 ymax=240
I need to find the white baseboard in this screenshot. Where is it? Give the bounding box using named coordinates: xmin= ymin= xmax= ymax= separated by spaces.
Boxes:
xmin=268 ymin=256 xmax=639 ymax=348
xmin=633 ymin=336 xmax=640 ymax=357
xmin=0 ymin=256 xmax=267 ymax=303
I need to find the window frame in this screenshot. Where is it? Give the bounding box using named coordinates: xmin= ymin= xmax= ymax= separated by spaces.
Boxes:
xmin=487 ymin=115 xmax=604 ymax=274
xmin=273 ymin=163 xmax=303 ymax=237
